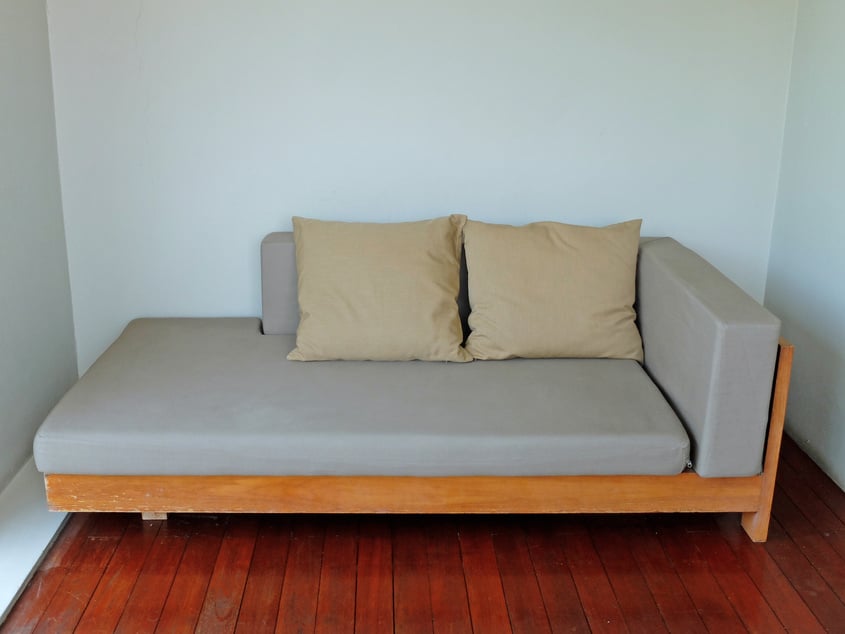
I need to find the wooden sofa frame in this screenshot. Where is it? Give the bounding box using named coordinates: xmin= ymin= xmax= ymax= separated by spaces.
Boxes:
xmin=43 ymin=339 xmax=793 ymax=543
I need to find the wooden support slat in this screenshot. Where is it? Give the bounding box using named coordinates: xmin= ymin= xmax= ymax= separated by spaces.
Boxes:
xmin=141 ymin=512 xmax=167 ymax=521
xmin=742 ymin=338 xmax=794 ymax=541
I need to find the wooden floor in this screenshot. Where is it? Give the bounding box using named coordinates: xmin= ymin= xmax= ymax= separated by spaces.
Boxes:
xmin=4 ymin=437 xmax=845 ymax=633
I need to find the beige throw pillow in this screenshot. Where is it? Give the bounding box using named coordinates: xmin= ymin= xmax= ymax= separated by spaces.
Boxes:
xmin=287 ymin=215 xmax=471 ymax=362
xmin=464 ymin=219 xmax=644 ymax=361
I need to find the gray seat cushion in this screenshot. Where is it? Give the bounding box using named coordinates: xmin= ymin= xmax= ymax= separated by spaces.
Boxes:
xmin=34 ymin=318 xmax=690 ymax=476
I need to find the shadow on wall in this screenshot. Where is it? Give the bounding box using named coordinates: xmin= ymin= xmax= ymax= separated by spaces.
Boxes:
xmin=780 ymin=317 xmax=845 ymax=489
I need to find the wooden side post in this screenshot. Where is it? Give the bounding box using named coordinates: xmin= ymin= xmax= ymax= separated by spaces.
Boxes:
xmin=742 ymin=338 xmax=794 ymax=542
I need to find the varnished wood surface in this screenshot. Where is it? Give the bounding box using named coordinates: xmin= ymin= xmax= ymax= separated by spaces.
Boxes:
xmin=742 ymin=338 xmax=794 ymax=541
xmin=5 ymin=436 xmax=844 ymax=634
xmin=45 ymin=471 xmax=765 ymax=515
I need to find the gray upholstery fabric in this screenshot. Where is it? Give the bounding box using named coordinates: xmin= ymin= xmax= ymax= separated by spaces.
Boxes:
xmin=34 ymin=318 xmax=689 ymax=476
xmin=260 ymin=232 xmax=299 ymax=335
xmin=637 ymin=238 xmax=780 ymax=477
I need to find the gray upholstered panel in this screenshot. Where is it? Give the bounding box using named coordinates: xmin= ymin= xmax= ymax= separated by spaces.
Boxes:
xmin=637 ymin=238 xmax=780 ymax=477
xmin=260 ymin=232 xmax=298 ymax=335
xmin=34 ymin=318 xmax=689 ymax=476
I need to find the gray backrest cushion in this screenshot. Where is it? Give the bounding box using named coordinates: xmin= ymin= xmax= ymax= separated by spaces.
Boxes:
xmin=637 ymin=238 xmax=780 ymax=477
xmin=261 ymin=233 xmax=299 ymax=335
xmin=262 ymin=231 xmax=471 ymax=337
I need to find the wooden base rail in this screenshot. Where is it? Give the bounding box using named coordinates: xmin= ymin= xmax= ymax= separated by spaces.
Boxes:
xmin=742 ymin=337 xmax=794 ymax=541
xmin=44 ymin=339 xmax=794 ymax=542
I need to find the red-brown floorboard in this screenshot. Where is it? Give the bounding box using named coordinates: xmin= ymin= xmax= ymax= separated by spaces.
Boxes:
xmin=685 ymin=524 xmax=785 ymax=632
xmin=234 ymin=516 xmax=291 ymax=634
xmin=561 ymin=523 xmax=628 ymax=634
xmin=627 ymin=524 xmax=708 ymax=634
xmin=314 ymin=518 xmax=357 ymax=634
xmin=274 ymin=518 xmax=324 ymax=633
xmin=778 ymin=460 xmax=845 ymax=537
xmin=758 ymin=517 xmax=845 ymax=629
xmin=4 ymin=436 xmax=845 ymax=633
xmin=32 ymin=514 xmax=126 ymax=634
xmin=193 ymin=516 xmax=259 ymax=633
xmin=355 ymin=519 xmax=393 ymax=633
xmin=781 ymin=436 xmax=845 ymax=524
xmin=714 ymin=513 xmax=826 ymax=634
xmin=426 ymin=519 xmax=473 ymax=634
xmin=590 ymin=521 xmax=669 ymax=634
xmin=112 ymin=518 xmax=191 ymax=633
xmin=657 ymin=520 xmax=748 ymax=634
xmin=73 ymin=517 xmax=161 ymax=632
xmin=777 ymin=459 xmax=845 ymax=565
xmin=392 ymin=519 xmax=434 ymax=634
xmin=457 ymin=518 xmax=512 ymax=632
xmin=523 ymin=518 xmax=592 ymax=633
xmin=490 ymin=519 xmax=552 ymax=634
xmin=154 ymin=515 xmax=227 ymax=633
xmin=772 ymin=487 xmax=845 ymax=604
xmin=1 ymin=514 xmax=93 ymax=634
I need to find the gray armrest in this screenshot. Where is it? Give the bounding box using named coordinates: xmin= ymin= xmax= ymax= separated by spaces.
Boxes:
xmin=637 ymin=238 xmax=780 ymax=477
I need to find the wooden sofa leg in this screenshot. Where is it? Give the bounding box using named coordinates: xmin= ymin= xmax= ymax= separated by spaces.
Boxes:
xmin=741 ymin=338 xmax=794 ymax=543
xmin=741 ymin=509 xmax=770 ymax=542
xmin=141 ymin=512 xmax=168 ymax=521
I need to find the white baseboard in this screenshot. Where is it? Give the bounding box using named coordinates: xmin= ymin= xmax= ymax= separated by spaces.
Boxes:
xmin=0 ymin=457 xmax=67 ymax=624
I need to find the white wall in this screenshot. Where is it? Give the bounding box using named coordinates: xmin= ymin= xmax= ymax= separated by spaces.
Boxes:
xmin=766 ymin=0 xmax=845 ymax=488
xmin=0 ymin=0 xmax=77 ymax=490
xmin=47 ymin=0 xmax=797 ymax=373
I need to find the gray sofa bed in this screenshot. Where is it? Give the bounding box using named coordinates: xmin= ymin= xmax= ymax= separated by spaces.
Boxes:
xmin=33 ymin=235 xmax=792 ymax=541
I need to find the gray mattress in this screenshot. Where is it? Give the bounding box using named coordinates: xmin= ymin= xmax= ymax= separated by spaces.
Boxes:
xmin=34 ymin=318 xmax=690 ymax=476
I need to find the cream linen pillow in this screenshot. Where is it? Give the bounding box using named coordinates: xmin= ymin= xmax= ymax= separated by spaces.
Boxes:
xmin=287 ymin=215 xmax=471 ymax=362
xmin=464 ymin=219 xmax=643 ymax=361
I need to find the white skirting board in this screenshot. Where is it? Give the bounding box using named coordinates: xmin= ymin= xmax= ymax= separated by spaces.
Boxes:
xmin=0 ymin=457 xmax=67 ymax=624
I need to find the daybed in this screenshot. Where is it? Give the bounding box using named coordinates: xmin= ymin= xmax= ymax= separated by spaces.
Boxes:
xmin=34 ymin=231 xmax=792 ymax=542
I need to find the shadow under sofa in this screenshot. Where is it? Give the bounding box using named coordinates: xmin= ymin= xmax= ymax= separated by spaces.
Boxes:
xmin=33 ymin=235 xmax=792 ymax=542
